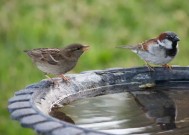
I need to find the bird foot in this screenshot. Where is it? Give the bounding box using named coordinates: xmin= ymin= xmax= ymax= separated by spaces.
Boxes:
xmin=59 ymin=74 xmax=71 ymax=83
xmin=162 ymin=64 xmax=172 ymax=70
xmin=145 ymin=62 xmax=155 ymax=71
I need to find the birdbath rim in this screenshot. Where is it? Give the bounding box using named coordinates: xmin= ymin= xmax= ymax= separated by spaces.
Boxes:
xmin=8 ymin=66 xmax=189 ymax=135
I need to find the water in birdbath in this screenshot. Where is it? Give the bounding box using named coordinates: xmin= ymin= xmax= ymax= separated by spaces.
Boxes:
xmin=50 ymin=90 xmax=189 ymax=135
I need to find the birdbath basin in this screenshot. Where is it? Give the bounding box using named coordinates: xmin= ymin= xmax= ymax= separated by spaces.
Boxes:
xmin=8 ymin=67 xmax=189 ymax=135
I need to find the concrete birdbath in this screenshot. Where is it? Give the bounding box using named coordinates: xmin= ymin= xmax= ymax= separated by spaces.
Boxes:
xmin=8 ymin=67 xmax=189 ymax=135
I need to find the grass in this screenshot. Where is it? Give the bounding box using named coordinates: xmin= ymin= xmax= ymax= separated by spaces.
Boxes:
xmin=1 ymin=0 xmax=189 ymax=134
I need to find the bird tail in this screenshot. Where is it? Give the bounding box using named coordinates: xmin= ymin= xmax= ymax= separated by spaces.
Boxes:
xmin=116 ymin=45 xmax=136 ymax=50
xmin=23 ymin=50 xmax=32 ymax=56
xmin=23 ymin=50 xmax=29 ymax=53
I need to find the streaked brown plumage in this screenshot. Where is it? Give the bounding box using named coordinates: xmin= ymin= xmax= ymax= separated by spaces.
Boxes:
xmin=24 ymin=43 xmax=89 ymax=81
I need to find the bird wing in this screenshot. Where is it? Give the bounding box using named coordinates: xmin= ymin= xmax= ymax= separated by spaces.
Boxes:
xmin=140 ymin=38 xmax=158 ymax=51
xmin=24 ymin=48 xmax=61 ymax=65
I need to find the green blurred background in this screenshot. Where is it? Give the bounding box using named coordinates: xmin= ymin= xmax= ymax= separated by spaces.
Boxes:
xmin=0 ymin=0 xmax=189 ymax=134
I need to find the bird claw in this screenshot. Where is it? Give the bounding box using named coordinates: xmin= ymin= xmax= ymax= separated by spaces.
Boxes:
xmin=59 ymin=74 xmax=71 ymax=83
xmin=162 ymin=64 xmax=172 ymax=70
xmin=147 ymin=65 xmax=155 ymax=71
xmin=145 ymin=62 xmax=155 ymax=71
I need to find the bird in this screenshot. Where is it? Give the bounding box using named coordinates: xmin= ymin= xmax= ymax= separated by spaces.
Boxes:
xmin=117 ymin=31 xmax=180 ymax=70
xmin=24 ymin=43 xmax=89 ymax=81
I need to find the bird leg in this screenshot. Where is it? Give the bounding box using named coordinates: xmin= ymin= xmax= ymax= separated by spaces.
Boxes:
xmin=59 ymin=74 xmax=70 ymax=82
xmin=45 ymin=74 xmax=54 ymax=82
xmin=162 ymin=64 xmax=172 ymax=70
xmin=145 ymin=61 xmax=155 ymax=71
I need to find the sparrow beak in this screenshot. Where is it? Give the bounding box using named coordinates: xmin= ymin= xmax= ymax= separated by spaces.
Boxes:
xmin=82 ymin=45 xmax=90 ymax=51
xmin=174 ymin=36 xmax=180 ymax=42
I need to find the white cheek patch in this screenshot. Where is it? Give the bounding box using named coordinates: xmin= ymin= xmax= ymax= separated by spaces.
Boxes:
xmin=176 ymin=43 xmax=178 ymax=48
xmin=158 ymin=39 xmax=172 ymax=49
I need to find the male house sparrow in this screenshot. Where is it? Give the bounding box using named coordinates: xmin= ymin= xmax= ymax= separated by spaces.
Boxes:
xmin=117 ymin=31 xmax=180 ymax=70
xmin=24 ymin=43 xmax=89 ymax=81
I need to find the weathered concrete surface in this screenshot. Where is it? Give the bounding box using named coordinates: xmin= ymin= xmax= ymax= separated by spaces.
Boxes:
xmin=8 ymin=67 xmax=189 ymax=135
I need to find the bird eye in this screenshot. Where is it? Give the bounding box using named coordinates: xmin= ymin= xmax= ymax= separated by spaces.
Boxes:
xmin=166 ymin=35 xmax=172 ymax=40
xmin=73 ymin=48 xmax=80 ymax=51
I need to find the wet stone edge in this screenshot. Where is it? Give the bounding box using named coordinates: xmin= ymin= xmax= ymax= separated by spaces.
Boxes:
xmin=8 ymin=66 xmax=189 ymax=135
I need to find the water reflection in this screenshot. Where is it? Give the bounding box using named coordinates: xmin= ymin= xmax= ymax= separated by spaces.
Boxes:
xmin=49 ymin=104 xmax=75 ymax=124
xmin=49 ymin=90 xmax=189 ymax=135
xmin=130 ymin=91 xmax=176 ymax=130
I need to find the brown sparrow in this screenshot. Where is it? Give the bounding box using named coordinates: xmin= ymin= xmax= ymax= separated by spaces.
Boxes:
xmin=117 ymin=31 xmax=180 ymax=70
xmin=24 ymin=43 xmax=89 ymax=81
